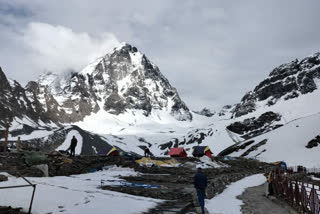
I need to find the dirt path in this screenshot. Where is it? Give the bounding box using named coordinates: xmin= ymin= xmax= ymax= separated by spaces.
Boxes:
xmin=239 ymin=184 xmax=298 ymax=214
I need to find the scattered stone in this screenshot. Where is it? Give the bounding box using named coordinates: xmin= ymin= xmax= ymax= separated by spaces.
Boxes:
xmin=306 ymin=135 xmax=320 ymax=148
xmin=0 ymin=174 xmax=8 ymax=182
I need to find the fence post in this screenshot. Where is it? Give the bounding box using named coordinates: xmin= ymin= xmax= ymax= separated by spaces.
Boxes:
xmin=4 ymin=123 xmax=9 ymax=152
xmin=17 ymin=136 xmax=22 ymax=152
xmin=294 ymin=181 xmax=300 ymax=207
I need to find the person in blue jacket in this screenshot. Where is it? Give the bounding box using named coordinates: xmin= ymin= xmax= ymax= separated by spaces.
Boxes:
xmin=194 ymin=167 xmax=207 ymax=214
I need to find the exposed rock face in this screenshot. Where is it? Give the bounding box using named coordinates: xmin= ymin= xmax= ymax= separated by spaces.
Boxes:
xmin=158 ymin=128 xmax=214 ymax=154
xmin=218 ymin=139 xmax=268 ymax=157
xmin=227 ymin=112 xmax=283 ymax=139
xmin=306 ymin=135 xmax=320 ymax=148
xmin=0 ymin=67 xmax=50 ymax=127
xmin=218 ymin=105 xmax=234 ymax=117
xmin=193 ymin=108 xmax=215 ymax=117
xmin=24 ymin=43 xmax=192 ymax=123
xmin=233 ymin=53 xmax=320 ymax=117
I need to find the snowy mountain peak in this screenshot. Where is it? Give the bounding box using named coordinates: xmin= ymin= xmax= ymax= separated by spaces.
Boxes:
xmin=24 ymin=43 xmax=192 ymax=124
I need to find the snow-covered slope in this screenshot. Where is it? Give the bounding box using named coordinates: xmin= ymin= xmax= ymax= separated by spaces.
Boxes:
xmin=218 ymin=53 xmax=320 ymax=167
xmin=233 ymin=52 xmax=320 ymax=118
xmin=222 ymin=113 xmax=320 ymax=168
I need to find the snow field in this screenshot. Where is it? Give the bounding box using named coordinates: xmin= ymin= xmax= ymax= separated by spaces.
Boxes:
xmin=230 ymin=113 xmax=320 ymax=168
xmin=0 ymin=166 xmax=161 ymax=214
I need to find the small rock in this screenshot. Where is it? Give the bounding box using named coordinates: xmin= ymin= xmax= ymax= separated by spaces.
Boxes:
xmin=0 ymin=174 xmax=8 ymax=182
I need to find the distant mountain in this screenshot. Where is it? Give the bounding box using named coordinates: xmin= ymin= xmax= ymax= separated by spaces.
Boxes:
xmin=233 ymin=53 xmax=320 ymax=118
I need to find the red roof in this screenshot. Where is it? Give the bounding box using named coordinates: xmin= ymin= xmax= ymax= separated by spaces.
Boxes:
xmin=168 ymin=148 xmax=187 ymax=157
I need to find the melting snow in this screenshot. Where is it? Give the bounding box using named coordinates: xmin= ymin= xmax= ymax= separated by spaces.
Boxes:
xmin=206 ymin=174 xmax=266 ymax=214
xmin=0 ymin=167 xmax=161 ymax=214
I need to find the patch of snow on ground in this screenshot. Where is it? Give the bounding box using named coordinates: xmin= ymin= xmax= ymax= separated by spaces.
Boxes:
xmin=206 ymin=174 xmax=266 ymax=214
xmin=196 ymin=156 xmax=228 ymax=169
xmin=0 ymin=166 xmax=161 ymax=214
xmin=56 ymin=130 xmax=83 ymax=154
xmin=311 ymin=176 xmax=320 ymax=181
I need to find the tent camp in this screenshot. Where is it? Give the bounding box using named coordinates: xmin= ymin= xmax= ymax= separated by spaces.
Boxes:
xmin=273 ymin=161 xmax=287 ymax=170
xmin=192 ymin=146 xmax=212 ymax=158
xmin=168 ymin=147 xmax=187 ymax=157
xmin=98 ymin=147 xmax=119 ymax=156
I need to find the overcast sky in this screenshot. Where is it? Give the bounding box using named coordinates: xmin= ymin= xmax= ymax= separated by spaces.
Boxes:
xmin=1 ymin=0 xmax=320 ymax=110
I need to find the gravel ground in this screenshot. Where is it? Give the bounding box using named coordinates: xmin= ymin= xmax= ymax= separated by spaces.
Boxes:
xmin=239 ymin=184 xmax=298 ymax=214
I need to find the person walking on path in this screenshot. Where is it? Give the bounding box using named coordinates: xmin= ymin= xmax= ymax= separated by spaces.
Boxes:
xmin=67 ymin=136 xmax=77 ymax=157
xmin=194 ymin=167 xmax=207 ymax=214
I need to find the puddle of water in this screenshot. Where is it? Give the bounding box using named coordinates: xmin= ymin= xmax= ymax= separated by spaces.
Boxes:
xmin=101 ymin=179 xmax=161 ymax=189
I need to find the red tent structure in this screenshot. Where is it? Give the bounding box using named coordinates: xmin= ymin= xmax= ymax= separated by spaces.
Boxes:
xmin=168 ymin=147 xmax=187 ymax=157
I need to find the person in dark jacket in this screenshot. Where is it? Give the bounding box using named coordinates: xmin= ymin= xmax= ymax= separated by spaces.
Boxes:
xmin=144 ymin=148 xmax=151 ymax=157
xmin=67 ymin=136 xmax=77 ymax=157
xmin=194 ymin=167 xmax=207 ymax=214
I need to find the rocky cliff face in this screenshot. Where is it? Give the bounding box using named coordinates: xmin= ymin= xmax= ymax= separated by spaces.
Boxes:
xmin=233 ymin=53 xmax=320 ymax=117
xmin=25 ymin=43 xmax=192 ymax=124
xmin=193 ymin=108 xmax=215 ymax=117
xmin=0 ymin=67 xmax=50 ymax=127
xmin=227 ymin=111 xmax=283 ymax=139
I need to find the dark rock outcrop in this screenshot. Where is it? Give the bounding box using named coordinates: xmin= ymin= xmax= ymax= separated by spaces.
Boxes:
xmin=0 ymin=67 xmax=50 ymax=127
xmin=193 ymin=108 xmax=215 ymax=117
xmin=227 ymin=112 xmax=282 ymax=139
xmin=233 ymin=53 xmax=320 ymax=117
xmin=306 ymin=135 xmax=320 ymax=148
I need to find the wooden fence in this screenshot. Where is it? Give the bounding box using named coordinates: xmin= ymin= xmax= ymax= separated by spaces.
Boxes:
xmin=273 ymin=174 xmax=320 ymax=214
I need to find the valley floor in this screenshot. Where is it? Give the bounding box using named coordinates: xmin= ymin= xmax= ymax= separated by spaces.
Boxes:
xmin=0 ymin=154 xmax=271 ymax=214
xmin=0 ymin=154 xmax=304 ymax=214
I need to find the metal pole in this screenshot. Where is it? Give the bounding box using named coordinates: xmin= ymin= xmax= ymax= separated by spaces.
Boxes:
xmin=28 ymin=184 xmax=36 ymax=214
xmin=0 ymin=185 xmax=33 ymax=189
xmin=17 ymin=136 xmax=21 ymax=152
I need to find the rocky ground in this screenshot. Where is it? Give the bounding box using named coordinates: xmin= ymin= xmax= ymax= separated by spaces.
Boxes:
xmin=0 ymin=153 xmax=274 ymax=214
xmin=0 ymin=206 xmax=27 ymax=214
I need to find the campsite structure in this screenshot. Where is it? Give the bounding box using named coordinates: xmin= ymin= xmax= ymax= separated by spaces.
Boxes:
xmin=98 ymin=147 xmax=119 ymax=156
xmin=168 ymin=147 xmax=187 ymax=157
xmin=192 ymin=146 xmax=212 ymax=158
